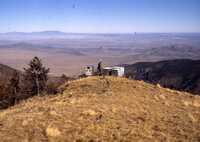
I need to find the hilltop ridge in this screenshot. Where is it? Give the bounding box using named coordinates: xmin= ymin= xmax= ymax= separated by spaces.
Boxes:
xmin=0 ymin=76 xmax=200 ymax=141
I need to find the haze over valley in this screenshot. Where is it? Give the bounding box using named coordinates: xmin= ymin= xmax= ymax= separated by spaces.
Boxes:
xmin=0 ymin=32 xmax=200 ymax=76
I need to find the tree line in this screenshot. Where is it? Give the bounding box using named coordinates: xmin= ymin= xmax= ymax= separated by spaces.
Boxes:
xmin=0 ymin=56 xmax=69 ymax=109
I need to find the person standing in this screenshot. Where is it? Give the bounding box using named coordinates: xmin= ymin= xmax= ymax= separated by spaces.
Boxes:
xmin=97 ymin=60 xmax=103 ymax=76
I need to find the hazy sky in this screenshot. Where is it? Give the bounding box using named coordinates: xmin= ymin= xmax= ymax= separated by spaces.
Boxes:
xmin=0 ymin=0 xmax=199 ymax=33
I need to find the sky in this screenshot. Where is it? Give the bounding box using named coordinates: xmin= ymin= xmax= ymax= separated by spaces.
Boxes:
xmin=0 ymin=0 xmax=199 ymax=33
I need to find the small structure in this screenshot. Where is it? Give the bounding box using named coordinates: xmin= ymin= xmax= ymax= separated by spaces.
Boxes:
xmin=84 ymin=65 xmax=94 ymax=76
xmin=103 ymin=66 xmax=125 ymax=77
xmin=83 ymin=65 xmax=125 ymax=77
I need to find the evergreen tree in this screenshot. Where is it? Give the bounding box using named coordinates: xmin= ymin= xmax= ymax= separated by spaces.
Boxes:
xmin=24 ymin=57 xmax=49 ymax=96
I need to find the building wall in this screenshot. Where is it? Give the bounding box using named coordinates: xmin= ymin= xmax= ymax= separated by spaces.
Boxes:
xmin=103 ymin=67 xmax=124 ymax=77
xmin=85 ymin=66 xmax=94 ymax=76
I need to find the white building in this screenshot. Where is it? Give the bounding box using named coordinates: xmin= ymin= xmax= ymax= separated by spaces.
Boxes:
xmin=84 ymin=65 xmax=94 ymax=76
xmin=103 ymin=66 xmax=125 ymax=77
xmin=112 ymin=66 xmax=125 ymax=77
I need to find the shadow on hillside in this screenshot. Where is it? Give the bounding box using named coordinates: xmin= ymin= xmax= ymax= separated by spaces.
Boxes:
xmin=124 ymin=59 xmax=200 ymax=95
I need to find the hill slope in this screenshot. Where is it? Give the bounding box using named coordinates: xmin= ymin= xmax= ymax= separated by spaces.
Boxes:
xmin=0 ymin=63 xmax=19 ymax=82
xmin=0 ymin=76 xmax=200 ymax=141
xmin=0 ymin=64 xmax=21 ymax=99
xmin=124 ymin=59 xmax=200 ymax=95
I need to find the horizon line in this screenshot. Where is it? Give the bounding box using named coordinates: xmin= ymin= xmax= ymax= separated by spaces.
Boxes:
xmin=1 ymin=31 xmax=200 ymax=34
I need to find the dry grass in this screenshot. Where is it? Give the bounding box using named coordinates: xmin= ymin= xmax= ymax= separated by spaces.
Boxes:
xmin=0 ymin=76 xmax=200 ymax=142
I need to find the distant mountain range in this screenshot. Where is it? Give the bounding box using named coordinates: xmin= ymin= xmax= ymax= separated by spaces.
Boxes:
xmin=1 ymin=31 xmax=200 ymax=39
xmin=0 ymin=31 xmax=117 ymax=40
xmin=0 ymin=31 xmax=122 ymax=37
xmin=0 ymin=31 xmax=67 ymax=36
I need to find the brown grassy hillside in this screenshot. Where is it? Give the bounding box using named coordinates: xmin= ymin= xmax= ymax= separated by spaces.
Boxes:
xmin=0 ymin=76 xmax=200 ymax=142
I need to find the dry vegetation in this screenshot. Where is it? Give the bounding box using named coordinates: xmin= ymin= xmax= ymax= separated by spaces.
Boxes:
xmin=0 ymin=76 xmax=200 ymax=142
